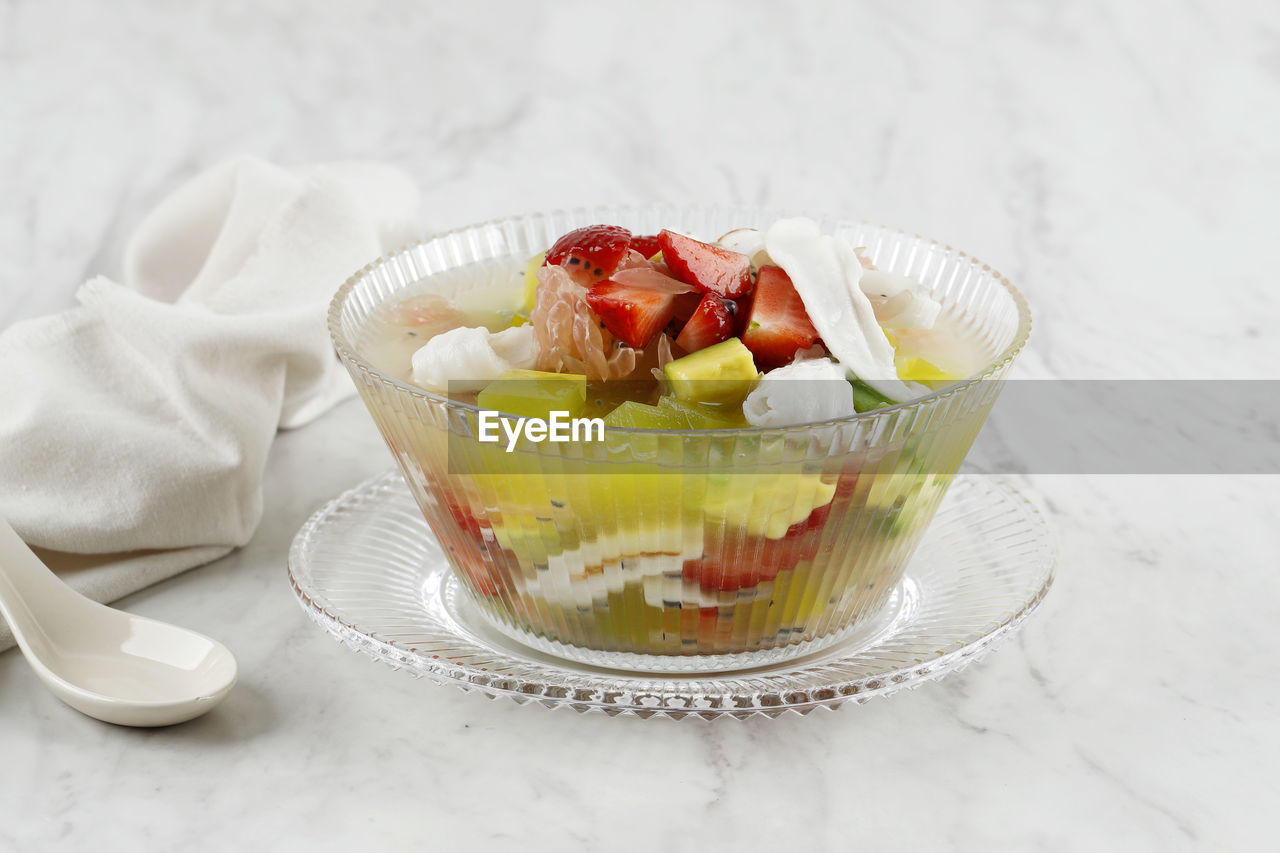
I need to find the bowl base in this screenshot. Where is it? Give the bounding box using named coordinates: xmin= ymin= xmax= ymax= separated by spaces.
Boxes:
xmin=442 ymin=573 xmax=918 ymax=675
xmin=288 ymin=470 xmax=1055 ymax=718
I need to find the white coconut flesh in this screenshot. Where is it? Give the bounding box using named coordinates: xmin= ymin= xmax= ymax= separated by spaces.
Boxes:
xmin=763 ymin=218 xmax=914 ymax=401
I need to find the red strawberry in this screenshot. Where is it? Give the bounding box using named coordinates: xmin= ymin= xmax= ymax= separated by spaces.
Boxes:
xmin=584 ymin=280 xmax=678 ymax=348
xmin=440 ymin=499 xmax=501 ymax=596
xmin=656 ymin=230 xmax=752 ymax=298
xmin=682 ymin=534 xmax=802 ymax=591
xmin=741 ymin=265 xmax=818 ymax=369
xmin=697 ymin=607 xmax=730 ymax=645
xmin=443 ymin=496 xmax=488 ymax=538
xmin=674 ymin=294 xmax=735 ymax=353
xmin=545 ymin=225 xmax=633 ymax=284
xmin=683 ymin=502 xmax=832 ymax=591
xmin=629 ymin=234 xmax=663 ymax=260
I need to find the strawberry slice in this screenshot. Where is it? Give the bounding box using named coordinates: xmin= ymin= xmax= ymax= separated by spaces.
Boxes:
xmin=682 ymin=503 xmax=831 ymax=591
xmin=545 ymin=225 xmax=633 ymax=284
xmin=657 ymin=230 xmax=752 ymax=298
xmin=682 ymin=541 xmax=783 ymax=591
xmin=674 ymin=294 xmax=736 ymax=353
xmin=584 ymin=280 xmax=678 ymax=349
xmin=741 ymin=265 xmax=819 ymax=368
xmin=629 ymin=234 xmax=663 ymax=260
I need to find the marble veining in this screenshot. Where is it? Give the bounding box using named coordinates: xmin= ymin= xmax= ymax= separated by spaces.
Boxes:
xmin=2 ymin=1 xmax=1278 ymax=851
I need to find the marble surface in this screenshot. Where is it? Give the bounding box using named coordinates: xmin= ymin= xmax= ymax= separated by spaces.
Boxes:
xmin=2 ymin=1 xmax=1278 ymax=850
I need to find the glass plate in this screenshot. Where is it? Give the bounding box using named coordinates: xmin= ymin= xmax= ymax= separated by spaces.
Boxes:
xmin=288 ymin=471 xmax=1055 ymax=719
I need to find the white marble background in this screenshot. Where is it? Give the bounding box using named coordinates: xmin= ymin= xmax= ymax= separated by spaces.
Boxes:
xmin=2 ymin=1 xmax=1278 ymax=850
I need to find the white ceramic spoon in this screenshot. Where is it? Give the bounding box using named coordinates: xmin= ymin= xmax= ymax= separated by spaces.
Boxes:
xmin=0 ymin=517 xmax=236 ymax=727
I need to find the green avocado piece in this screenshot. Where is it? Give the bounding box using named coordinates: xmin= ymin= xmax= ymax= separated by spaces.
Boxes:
xmin=602 ymin=400 xmax=690 ymax=429
xmin=477 ymin=369 xmax=587 ymax=420
xmin=848 ymin=378 xmax=896 ymax=413
xmin=663 ymin=338 xmax=760 ymax=406
xmin=656 ymin=396 xmax=747 ymax=429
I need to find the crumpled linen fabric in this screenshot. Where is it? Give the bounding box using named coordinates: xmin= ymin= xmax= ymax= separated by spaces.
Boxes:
xmin=0 ymin=156 xmax=420 ymax=650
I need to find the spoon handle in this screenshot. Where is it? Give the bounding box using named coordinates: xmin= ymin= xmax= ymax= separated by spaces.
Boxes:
xmin=0 ymin=516 xmax=80 ymax=645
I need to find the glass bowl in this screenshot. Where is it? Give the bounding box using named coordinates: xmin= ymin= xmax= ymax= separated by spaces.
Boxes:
xmin=327 ymin=205 xmax=1031 ymax=673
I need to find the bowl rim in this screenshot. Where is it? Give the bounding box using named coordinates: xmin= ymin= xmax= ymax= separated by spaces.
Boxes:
xmin=327 ymin=204 xmax=1032 ymax=436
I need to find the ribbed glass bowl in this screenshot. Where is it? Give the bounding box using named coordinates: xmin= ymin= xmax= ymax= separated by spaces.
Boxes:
xmin=328 ymin=206 xmax=1031 ymax=672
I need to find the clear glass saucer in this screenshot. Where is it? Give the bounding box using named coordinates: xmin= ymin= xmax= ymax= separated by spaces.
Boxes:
xmin=288 ymin=471 xmax=1055 ymax=719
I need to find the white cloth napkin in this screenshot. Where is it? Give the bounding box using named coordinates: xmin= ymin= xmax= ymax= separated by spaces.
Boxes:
xmin=0 ymin=156 xmax=420 ymax=650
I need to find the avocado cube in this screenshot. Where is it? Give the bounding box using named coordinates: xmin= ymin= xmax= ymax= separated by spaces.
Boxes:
xmin=477 ymin=369 xmax=587 ymax=420
xmin=662 ymin=337 xmax=759 ymax=406
xmin=602 ymin=400 xmax=691 ymax=429
xmin=656 ymin=396 xmax=746 ymax=429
